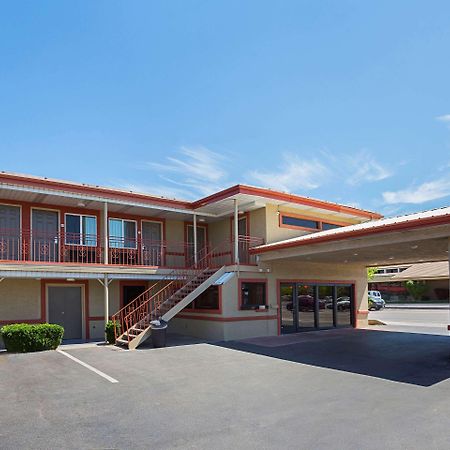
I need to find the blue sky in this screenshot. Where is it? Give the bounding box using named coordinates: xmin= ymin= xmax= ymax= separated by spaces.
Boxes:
xmin=1 ymin=1 xmax=450 ymax=216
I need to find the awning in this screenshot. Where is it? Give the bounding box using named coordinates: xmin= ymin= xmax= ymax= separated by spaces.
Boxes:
xmin=391 ymin=261 xmax=449 ymax=281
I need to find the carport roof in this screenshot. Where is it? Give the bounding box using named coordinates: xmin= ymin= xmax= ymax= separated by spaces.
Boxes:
xmin=391 ymin=261 xmax=449 ymax=281
xmin=252 ymin=206 xmax=450 ymax=254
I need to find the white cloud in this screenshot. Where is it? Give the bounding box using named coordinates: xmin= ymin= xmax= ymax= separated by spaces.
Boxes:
xmin=148 ymin=146 xmax=227 ymax=185
xmin=120 ymin=146 xmax=232 ymax=199
xmin=249 ymin=153 xmax=330 ymax=192
xmin=345 ymin=150 xmax=392 ymax=186
xmin=382 ymin=178 xmax=450 ymax=204
xmin=436 ymin=114 xmax=450 ymax=123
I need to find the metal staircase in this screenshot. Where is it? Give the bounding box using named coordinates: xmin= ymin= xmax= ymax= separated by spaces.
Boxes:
xmin=111 ymin=243 xmax=229 ymax=350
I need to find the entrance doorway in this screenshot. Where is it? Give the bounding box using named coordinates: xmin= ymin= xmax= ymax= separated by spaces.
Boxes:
xmin=280 ymin=282 xmax=353 ymax=334
xmin=32 ymin=209 xmax=59 ymax=262
xmin=47 ymin=286 xmax=83 ymax=340
xmin=122 ymin=284 xmax=147 ymax=308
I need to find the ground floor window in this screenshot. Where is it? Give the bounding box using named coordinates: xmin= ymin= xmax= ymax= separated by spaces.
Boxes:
xmin=280 ymin=282 xmax=353 ymax=334
xmin=240 ymin=281 xmax=267 ymax=310
xmin=184 ymin=286 xmax=220 ymax=311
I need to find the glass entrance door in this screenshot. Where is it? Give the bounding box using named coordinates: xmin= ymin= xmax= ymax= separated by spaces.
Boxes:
xmin=280 ymin=283 xmax=296 ymax=334
xmin=279 ymin=282 xmax=354 ymax=334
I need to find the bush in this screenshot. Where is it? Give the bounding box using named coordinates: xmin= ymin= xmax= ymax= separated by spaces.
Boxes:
xmin=105 ymin=320 xmax=120 ymax=344
xmin=0 ymin=323 xmax=64 ymax=353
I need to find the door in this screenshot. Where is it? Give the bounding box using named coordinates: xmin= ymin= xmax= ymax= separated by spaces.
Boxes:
xmin=48 ymin=286 xmax=83 ymax=340
xmin=0 ymin=204 xmax=21 ymax=260
xmin=280 ymin=283 xmax=296 ymax=334
xmin=32 ymin=209 xmax=59 ymax=262
xmin=186 ymin=225 xmax=207 ymax=266
xmin=142 ymin=221 xmax=163 ymax=266
xmin=122 ymin=285 xmax=147 ymax=308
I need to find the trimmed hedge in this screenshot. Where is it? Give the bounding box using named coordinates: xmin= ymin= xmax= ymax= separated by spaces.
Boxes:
xmin=0 ymin=323 xmax=64 ymax=353
xmin=105 ymin=320 xmax=120 ymax=344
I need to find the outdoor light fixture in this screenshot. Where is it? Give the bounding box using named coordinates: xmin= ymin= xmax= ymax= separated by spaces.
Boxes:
xmin=77 ymin=201 xmax=86 ymax=207
xmin=66 ymin=278 xmax=75 ymax=282
xmin=411 ymin=245 xmax=418 ymax=249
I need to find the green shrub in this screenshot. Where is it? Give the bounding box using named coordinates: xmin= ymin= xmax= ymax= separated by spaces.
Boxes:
xmin=105 ymin=320 xmax=120 ymax=344
xmin=0 ymin=323 xmax=64 ymax=353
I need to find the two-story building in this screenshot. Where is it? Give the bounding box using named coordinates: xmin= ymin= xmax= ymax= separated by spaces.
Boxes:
xmin=5 ymin=171 xmax=447 ymax=348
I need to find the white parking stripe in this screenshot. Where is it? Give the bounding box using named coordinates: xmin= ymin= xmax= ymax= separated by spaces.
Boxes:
xmin=56 ymin=349 xmax=119 ymax=383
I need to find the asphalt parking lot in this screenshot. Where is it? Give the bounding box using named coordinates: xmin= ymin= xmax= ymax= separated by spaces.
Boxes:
xmin=369 ymin=306 xmax=449 ymax=335
xmin=2 ymin=328 xmax=450 ymax=450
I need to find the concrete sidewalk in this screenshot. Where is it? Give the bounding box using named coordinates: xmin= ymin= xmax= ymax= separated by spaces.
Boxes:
xmin=385 ymin=303 xmax=449 ymax=310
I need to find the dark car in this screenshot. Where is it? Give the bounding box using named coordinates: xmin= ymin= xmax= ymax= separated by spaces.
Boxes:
xmin=368 ymin=297 xmax=384 ymax=311
xmin=325 ymin=296 xmax=351 ymax=311
xmin=286 ymin=295 xmax=325 ymax=311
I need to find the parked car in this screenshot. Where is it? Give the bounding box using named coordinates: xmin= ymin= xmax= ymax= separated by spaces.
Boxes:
xmin=368 ymin=295 xmax=385 ymax=311
xmin=325 ymin=296 xmax=351 ymax=311
xmin=285 ymin=295 xmax=326 ymax=311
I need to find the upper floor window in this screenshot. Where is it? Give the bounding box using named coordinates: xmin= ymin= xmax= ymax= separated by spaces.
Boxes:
xmin=109 ymin=218 xmax=137 ymax=249
xmin=280 ymin=213 xmax=344 ymax=232
xmin=280 ymin=214 xmax=320 ymax=230
xmin=322 ymin=222 xmax=342 ymax=231
xmin=65 ymin=214 xmax=97 ymax=246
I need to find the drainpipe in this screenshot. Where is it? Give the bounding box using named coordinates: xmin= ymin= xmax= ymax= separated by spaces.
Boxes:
xmin=193 ymin=213 xmax=198 ymax=267
xmin=234 ymin=199 xmax=239 ymax=265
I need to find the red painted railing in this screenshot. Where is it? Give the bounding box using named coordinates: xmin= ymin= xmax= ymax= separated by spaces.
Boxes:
xmin=112 ymin=240 xmax=236 ymax=344
xmin=0 ymin=229 xmax=263 ymax=268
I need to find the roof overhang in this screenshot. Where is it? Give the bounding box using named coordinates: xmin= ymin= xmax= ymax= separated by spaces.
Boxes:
xmin=252 ymin=207 xmax=450 ymax=267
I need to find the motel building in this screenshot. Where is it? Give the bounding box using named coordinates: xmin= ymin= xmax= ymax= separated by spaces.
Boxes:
xmin=0 ymin=172 xmax=449 ymax=349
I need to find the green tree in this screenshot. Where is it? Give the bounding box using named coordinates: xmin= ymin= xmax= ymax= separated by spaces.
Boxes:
xmin=367 ymin=267 xmax=377 ymax=281
xmin=404 ymin=280 xmax=427 ymax=301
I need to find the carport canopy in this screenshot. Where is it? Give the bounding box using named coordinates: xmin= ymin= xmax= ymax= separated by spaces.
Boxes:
xmin=251 ymin=206 xmax=450 ymax=268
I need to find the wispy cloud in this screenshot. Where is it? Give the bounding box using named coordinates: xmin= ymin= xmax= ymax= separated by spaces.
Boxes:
xmin=120 ymin=146 xmax=232 ymax=199
xmin=382 ymin=177 xmax=450 ymax=204
xmin=344 ymin=150 xmax=392 ymax=186
xmin=436 ymin=114 xmax=450 ymax=123
xmin=249 ymin=153 xmax=329 ymax=192
xmin=248 ymin=149 xmax=392 ymax=192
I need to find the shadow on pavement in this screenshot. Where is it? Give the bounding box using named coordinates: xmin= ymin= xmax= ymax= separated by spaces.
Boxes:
xmin=215 ymin=328 xmax=450 ymax=387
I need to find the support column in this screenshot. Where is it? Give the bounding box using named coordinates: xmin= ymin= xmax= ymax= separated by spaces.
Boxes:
xmin=193 ymin=213 xmax=198 ymax=266
xmin=234 ymin=199 xmax=239 ymax=264
xmin=103 ymin=202 xmax=109 ymax=265
xmin=104 ymin=274 xmax=109 ymax=335
xmin=448 ymin=238 xmax=450 ymax=333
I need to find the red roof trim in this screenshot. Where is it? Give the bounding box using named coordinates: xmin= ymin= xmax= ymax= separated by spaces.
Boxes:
xmin=0 ymin=173 xmax=381 ymax=219
xmin=251 ymin=214 xmax=450 ymax=254
xmin=193 ymin=184 xmax=382 ymax=219
xmin=0 ymin=172 xmax=191 ymax=209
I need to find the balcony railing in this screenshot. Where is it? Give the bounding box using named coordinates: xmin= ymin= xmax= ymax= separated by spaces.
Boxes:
xmin=0 ymin=229 xmax=264 ymax=268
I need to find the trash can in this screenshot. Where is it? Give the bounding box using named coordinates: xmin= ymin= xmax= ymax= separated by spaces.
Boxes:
xmin=150 ymin=320 xmax=168 ymax=348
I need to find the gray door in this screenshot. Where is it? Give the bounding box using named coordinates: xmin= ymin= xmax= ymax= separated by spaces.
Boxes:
xmin=48 ymin=286 xmax=83 ymax=340
xmin=0 ymin=204 xmax=21 ymax=260
xmin=142 ymin=221 xmax=163 ymax=265
xmin=32 ymin=209 xmax=59 ymax=262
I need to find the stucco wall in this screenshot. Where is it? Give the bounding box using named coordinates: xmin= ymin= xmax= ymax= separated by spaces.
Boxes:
xmin=165 ymin=219 xmax=185 ymax=267
xmin=264 ymin=204 xmax=360 ymax=244
xmin=0 ymin=279 xmax=41 ymax=321
xmin=267 ymin=260 xmax=368 ymax=327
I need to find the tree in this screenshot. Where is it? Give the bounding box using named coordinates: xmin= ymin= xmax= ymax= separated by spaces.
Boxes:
xmin=404 ymin=280 xmax=427 ymax=301
xmin=367 ymin=267 xmax=377 ymax=281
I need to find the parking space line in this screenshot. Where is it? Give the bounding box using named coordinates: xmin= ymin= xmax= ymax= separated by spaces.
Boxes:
xmin=56 ymin=349 xmax=119 ymax=384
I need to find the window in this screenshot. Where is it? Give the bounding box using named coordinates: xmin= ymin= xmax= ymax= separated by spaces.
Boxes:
xmin=240 ymin=281 xmax=267 ymax=310
xmin=322 ymin=222 xmax=342 ymax=231
xmin=65 ymin=214 xmax=97 ymax=246
xmin=193 ymin=286 xmax=219 ymax=310
xmin=280 ymin=214 xmax=319 ymax=230
xmin=109 ymin=218 xmax=137 ymax=248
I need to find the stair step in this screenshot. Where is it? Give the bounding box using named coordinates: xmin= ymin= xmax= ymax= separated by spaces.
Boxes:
xmin=116 ymin=338 xmax=130 ymax=346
